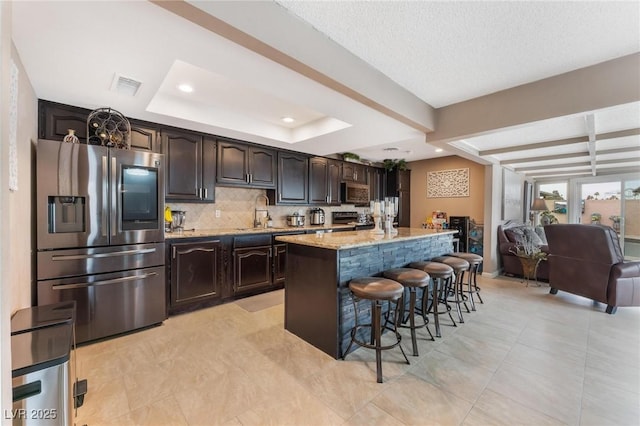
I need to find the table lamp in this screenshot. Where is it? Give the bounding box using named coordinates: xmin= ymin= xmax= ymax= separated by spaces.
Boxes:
xmin=530 ymin=198 xmax=547 ymax=225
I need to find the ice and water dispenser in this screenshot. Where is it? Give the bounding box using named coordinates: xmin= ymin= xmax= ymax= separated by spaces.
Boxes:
xmin=47 ymin=196 xmax=85 ymax=234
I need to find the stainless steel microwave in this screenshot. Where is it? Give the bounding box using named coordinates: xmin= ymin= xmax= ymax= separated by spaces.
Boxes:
xmin=341 ymin=182 xmax=370 ymax=204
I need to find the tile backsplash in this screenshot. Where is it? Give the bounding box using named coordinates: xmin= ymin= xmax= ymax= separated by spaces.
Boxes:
xmin=166 ymin=187 xmax=368 ymax=230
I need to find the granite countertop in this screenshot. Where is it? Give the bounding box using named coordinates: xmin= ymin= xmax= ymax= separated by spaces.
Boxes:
xmin=275 ymin=228 xmax=457 ymax=250
xmin=165 ymin=224 xmax=356 ymax=239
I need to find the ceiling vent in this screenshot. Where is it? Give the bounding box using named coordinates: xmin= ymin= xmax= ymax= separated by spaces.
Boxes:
xmin=110 ymin=74 xmax=142 ymax=97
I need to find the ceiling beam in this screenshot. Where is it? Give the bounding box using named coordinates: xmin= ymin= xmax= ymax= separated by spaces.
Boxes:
xmin=516 ymin=157 xmax=640 ymax=172
xmin=480 ymin=126 xmax=640 ymax=156
xmin=480 ymin=135 xmax=587 ymax=156
xmin=501 ymin=150 xmax=589 ymax=165
xmin=516 ymin=162 xmax=592 ymax=172
xmin=500 ymin=145 xmax=640 ymax=165
xmin=527 ymin=166 xmax=640 ymax=179
xmin=596 ymin=128 xmax=640 ymax=140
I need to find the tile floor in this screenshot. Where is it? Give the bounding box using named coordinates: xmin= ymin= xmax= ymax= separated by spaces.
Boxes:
xmin=74 ymin=275 xmax=640 ymax=426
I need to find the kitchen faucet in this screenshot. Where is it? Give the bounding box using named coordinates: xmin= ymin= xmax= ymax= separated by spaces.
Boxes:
xmin=254 ymin=194 xmax=270 ymax=228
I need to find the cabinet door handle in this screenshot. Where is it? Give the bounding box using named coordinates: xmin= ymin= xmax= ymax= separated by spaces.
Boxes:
xmin=269 ymin=247 xmax=273 ymax=258
xmin=278 ymin=193 xmax=282 ymax=202
xmin=245 ymin=173 xmax=250 ymax=183
xmin=203 ymin=188 xmax=208 ymax=199
xmin=249 ymin=173 xmax=253 ymax=184
xmin=172 ymin=246 xmax=176 ymax=259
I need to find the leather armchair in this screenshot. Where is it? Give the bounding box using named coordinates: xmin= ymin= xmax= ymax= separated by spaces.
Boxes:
xmin=544 ymin=224 xmax=640 ymax=314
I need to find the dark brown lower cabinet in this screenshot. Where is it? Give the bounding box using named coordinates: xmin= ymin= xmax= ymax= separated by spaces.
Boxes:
xmin=233 ymin=245 xmax=273 ymax=294
xmin=169 ymin=240 xmax=222 ymax=312
xmin=272 ymin=243 xmax=287 ymax=287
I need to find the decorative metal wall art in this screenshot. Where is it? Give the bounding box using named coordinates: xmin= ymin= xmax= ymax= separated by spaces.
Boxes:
xmin=86 ymin=107 xmax=131 ymax=149
xmin=427 ymin=168 xmax=469 ymax=198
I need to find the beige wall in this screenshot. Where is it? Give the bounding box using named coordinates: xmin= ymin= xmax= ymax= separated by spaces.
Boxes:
xmin=1 ymin=0 xmax=12 ymax=415
xmin=408 ymin=156 xmax=485 ymax=227
xmin=9 ymin=43 xmax=37 ymax=312
xmin=0 ymin=5 xmax=38 ymax=409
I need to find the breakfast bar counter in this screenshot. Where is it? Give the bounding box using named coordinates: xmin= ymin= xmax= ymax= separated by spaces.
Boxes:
xmin=276 ymin=228 xmax=456 ymax=358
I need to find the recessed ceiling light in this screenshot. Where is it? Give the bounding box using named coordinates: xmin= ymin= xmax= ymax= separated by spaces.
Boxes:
xmin=177 ymin=84 xmax=193 ymax=93
xmin=281 ymin=117 xmax=295 ymax=123
xmin=435 ymin=148 xmax=443 ymax=153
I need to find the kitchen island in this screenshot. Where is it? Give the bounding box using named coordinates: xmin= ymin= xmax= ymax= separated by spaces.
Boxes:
xmin=276 ymin=228 xmax=456 ymax=359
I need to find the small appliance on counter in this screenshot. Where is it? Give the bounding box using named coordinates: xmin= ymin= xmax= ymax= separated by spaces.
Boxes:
xmin=286 ymin=212 xmax=306 ymax=227
xmin=171 ymin=210 xmax=186 ymax=233
xmin=309 ymin=208 xmax=325 ymax=225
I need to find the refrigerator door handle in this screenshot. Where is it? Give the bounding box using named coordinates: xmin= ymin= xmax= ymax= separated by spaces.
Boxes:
xmin=51 ymin=247 xmax=157 ymax=261
xmin=111 ymin=156 xmax=117 ymax=237
xmin=102 ymin=155 xmax=109 ymax=237
xmin=52 ymin=272 xmax=158 ymax=290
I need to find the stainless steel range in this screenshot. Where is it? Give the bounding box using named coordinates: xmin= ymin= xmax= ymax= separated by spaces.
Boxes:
xmin=36 ymin=139 xmax=166 ymax=344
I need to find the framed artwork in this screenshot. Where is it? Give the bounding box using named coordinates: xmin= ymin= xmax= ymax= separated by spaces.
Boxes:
xmin=502 ymin=168 xmax=522 ymax=220
xmin=427 ymin=168 xmax=469 ymax=198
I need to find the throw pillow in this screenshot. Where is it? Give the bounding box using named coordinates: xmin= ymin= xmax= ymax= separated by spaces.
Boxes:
xmin=504 ymin=227 xmax=524 ymax=243
xmin=523 ymin=227 xmax=544 ymax=246
xmin=534 ymin=226 xmax=548 ymax=245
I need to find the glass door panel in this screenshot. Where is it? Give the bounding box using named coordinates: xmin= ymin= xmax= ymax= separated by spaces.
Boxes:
xmin=579 ymin=181 xmax=621 ymax=227
xmin=536 ymin=182 xmax=568 ymax=225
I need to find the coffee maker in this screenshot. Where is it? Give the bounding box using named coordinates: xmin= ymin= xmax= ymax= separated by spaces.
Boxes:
xmin=309 ymin=208 xmax=325 ymax=225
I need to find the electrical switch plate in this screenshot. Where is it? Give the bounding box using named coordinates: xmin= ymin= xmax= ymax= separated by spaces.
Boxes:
xmin=215 ymin=209 xmax=221 ymax=218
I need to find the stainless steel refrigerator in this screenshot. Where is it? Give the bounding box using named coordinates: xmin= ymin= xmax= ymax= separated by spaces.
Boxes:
xmin=36 ymin=139 xmax=166 ymax=344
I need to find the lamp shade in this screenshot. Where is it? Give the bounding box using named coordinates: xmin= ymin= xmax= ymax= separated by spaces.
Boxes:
xmin=531 ymin=198 xmax=547 ymax=211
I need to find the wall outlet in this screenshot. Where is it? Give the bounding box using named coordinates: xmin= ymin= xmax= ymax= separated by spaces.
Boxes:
xmin=215 ymin=209 xmax=221 ymax=218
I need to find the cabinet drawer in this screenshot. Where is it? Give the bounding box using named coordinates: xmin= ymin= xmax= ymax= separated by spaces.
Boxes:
xmin=233 ymin=234 xmax=272 ymax=248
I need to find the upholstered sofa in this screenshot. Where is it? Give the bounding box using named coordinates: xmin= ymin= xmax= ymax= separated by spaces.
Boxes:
xmin=498 ymin=222 xmax=549 ymax=281
xmin=545 ymin=224 xmax=640 ymax=314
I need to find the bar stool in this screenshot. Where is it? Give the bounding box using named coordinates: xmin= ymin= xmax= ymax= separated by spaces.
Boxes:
xmin=432 ymin=256 xmax=471 ymax=323
xmin=382 ymin=268 xmax=434 ymax=356
xmin=343 ymin=277 xmax=410 ymax=383
xmin=408 ymin=261 xmax=455 ymax=337
xmin=447 ymin=253 xmax=484 ymax=309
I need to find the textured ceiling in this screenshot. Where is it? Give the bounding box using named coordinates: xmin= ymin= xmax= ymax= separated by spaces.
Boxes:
xmin=277 ymin=1 xmax=640 ymax=108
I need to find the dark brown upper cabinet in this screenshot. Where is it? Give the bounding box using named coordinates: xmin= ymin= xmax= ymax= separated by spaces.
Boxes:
xmin=162 ymin=129 xmax=215 ymax=202
xmin=39 ymin=100 xmax=89 ymax=143
xmin=129 ymin=119 xmax=160 ymax=152
xmin=342 ymin=162 xmax=368 ymax=184
xmin=39 ymin=100 xmax=159 ymax=152
xmin=309 ymin=157 xmax=341 ymax=205
xmin=268 ymin=152 xmax=309 ymax=205
xmin=216 ymin=141 xmax=276 ymax=189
